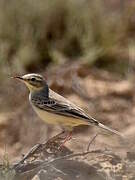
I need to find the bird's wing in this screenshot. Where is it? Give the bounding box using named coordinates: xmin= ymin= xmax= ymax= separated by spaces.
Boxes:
xmin=31 ymin=89 xmax=124 ymax=137
xmin=31 ymin=89 xmax=98 ymax=125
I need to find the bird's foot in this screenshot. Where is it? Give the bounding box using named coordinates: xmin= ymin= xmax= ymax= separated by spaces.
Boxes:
xmin=58 ymin=131 xmax=72 ymax=150
xmin=45 ymin=131 xmax=72 ymax=153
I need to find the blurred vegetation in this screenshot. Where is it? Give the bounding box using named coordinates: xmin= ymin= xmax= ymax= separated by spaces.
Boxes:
xmin=1 ymin=2 xmax=135 ymax=176
xmin=0 ymin=0 xmax=134 ymax=78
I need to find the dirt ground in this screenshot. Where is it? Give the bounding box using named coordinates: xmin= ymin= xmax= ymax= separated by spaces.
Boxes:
xmin=0 ymin=63 xmax=135 ymax=179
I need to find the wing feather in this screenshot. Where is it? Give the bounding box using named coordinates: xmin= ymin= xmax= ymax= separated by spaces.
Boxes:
xmin=30 ymin=89 xmax=123 ymax=137
xmin=31 ymin=89 xmax=97 ymax=124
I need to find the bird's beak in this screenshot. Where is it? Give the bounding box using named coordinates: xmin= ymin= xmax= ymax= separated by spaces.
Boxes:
xmin=11 ymin=76 xmax=24 ymax=81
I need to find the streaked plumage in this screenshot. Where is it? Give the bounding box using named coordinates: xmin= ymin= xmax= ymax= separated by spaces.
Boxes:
xmin=14 ymin=73 xmax=123 ymax=137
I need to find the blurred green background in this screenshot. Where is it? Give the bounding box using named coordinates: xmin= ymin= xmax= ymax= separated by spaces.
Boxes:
xmin=0 ymin=0 xmax=134 ymax=78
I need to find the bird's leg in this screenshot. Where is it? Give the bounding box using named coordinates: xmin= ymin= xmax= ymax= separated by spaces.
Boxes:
xmin=44 ymin=131 xmax=66 ymax=152
xmin=58 ymin=131 xmax=72 ymax=149
xmin=45 ymin=131 xmax=72 ymax=152
xmin=46 ymin=130 xmax=66 ymax=143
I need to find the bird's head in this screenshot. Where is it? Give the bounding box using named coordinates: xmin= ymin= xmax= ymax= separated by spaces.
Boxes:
xmin=13 ymin=73 xmax=47 ymax=92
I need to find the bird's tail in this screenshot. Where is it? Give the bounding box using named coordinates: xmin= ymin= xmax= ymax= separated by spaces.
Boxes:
xmin=97 ymin=122 xmax=124 ymax=138
xmin=88 ymin=117 xmax=124 ymax=138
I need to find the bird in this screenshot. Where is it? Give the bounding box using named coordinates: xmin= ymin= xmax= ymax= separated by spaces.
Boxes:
xmin=13 ymin=73 xmax=123 ymax=142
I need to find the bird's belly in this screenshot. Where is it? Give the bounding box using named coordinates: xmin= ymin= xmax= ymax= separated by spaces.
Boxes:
xmin=32 ymin=106 xmax=88 ymax=129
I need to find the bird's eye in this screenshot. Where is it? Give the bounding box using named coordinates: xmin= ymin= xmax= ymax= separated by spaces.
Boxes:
xmin=31 ymin=77 xmax=36 ymax=81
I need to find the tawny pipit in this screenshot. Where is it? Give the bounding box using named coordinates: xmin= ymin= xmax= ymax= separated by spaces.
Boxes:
xmin=13 ymin=73 xmax=123 ymax=139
